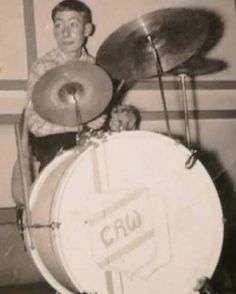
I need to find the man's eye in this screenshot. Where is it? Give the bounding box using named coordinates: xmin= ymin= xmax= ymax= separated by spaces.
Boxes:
xmin=70 ymin=21 xmax=79 ymax=28
xmin=54 ymin=22 xmax=63 ymax=29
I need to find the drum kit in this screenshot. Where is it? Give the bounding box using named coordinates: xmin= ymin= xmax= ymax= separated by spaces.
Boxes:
xmin=16 ymin=7 xmax=226 ymax=294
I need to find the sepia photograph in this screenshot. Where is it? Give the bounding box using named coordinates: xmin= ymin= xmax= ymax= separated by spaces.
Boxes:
xmin=0 ymin=0 xmax=236 ymax=293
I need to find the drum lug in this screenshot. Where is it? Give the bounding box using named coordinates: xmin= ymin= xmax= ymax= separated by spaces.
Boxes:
xmin=185 ymin=149 xmax=198 ymax=169
xmin=16 ymin=204 xmax=25 ymax=240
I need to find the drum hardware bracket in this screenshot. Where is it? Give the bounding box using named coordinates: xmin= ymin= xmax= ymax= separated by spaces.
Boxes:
xmin=56 ymin=147 xmax=65 ymax=157
xmin=23 ymin=221 xmax=61 ymax=230
xmin=16 ymin=204 xmax=26 ymax=245
xmin=82 ymin=130 xmax=109 ymax=148
xmin=195 ymin=277 xmax=219 ymax=294
xmin=185 ymin=149 xmax=198 ymax=169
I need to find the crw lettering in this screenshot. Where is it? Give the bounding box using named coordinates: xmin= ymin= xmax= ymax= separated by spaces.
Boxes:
xmin=100 ymin=209 xmax=142 ymax=246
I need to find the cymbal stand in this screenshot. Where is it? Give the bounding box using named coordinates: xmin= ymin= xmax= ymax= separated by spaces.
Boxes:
xmin=178 ymin=73 xmax=197 ymax=169
xmin=70 ymin=92 xmax=84 ymax=146
xmin=116 ymin=79 xmax=126 ymax=97
xmin=72 ymin=92 xmax=98 ymax=148
xmin=178 ymin=74 xmax=191 ymax=148
xmin=147 ymin=35 xmax=171 ymax=137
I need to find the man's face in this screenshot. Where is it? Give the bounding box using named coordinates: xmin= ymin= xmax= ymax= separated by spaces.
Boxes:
xmin=53 ymin=10 xmax=91 ymax=55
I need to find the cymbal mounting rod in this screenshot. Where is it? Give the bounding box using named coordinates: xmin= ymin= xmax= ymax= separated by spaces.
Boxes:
xmin=178 ymin=74 xmax=191 ymax=149
xmin=72 ymin=94 xmax=83 ymax=143
xmin=146 ymin=35 xmax=171 ymax=137
xmin=116 ymin=79 xmax=126 ymax=97
xmin=146 ymin=35 xmax=163 ymax=76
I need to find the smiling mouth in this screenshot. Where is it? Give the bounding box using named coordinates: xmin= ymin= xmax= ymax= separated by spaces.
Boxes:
xmin=62 ymin=41 xmax=74 ymax=45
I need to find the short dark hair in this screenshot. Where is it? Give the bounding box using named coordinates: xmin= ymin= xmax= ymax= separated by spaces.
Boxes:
xmin=51 ymin=0 xmax=92 ymax=23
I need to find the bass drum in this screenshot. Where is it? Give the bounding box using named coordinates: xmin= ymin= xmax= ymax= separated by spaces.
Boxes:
xmin=25 ymin=131 xmax=223 ymax=294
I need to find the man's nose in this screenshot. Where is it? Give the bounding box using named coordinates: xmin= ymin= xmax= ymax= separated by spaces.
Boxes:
xmin=63 ymin=25 xmax=71 ymax=37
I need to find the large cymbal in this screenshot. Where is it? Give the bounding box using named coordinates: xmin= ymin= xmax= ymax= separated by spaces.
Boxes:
xmin=96 ymin=8 xmax=215 ymax=80
xmin=32 ymin=61 xmax=113 ymax=126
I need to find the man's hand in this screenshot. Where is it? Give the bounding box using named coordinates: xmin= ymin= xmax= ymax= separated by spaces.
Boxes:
xmin=87 ymin=114 xmax=107 ymax=130
xmin=108 ymin=105 xmax=140 ymax=132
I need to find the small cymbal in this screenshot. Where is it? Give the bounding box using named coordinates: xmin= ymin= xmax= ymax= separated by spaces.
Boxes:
xmin=97 ymin=8 xmax=216 ymax=80
xmin=169 ymin=55 xmax=227 ymax=76
xmin=32 ymin=61 xmax=113 ymax=126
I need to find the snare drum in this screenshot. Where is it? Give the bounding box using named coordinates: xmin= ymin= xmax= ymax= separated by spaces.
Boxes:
xmin=25 ymin=131 xmax=223 ymax=294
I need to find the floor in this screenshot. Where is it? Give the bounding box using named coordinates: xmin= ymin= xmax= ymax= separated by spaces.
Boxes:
xmin=0 ymin=207 xmax=56 ymax=293
xmin=0 ymin=283 xmax=55 ymax=294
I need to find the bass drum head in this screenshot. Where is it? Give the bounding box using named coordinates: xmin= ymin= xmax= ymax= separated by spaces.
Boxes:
xmin=50 ymin=131 xmax=223 ymax=294
xmin=26 ymin=131 xmax=223 ymax=294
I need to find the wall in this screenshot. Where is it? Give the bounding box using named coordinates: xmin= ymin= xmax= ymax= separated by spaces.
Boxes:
xmin=0 ymin=0 xmax=236 ymax=207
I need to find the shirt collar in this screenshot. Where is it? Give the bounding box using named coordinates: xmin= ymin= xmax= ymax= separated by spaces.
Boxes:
xmin=58 ymin=47 xmax=87 ymax=63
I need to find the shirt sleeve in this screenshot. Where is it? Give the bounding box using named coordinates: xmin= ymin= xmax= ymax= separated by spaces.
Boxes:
xmin=25 ymin=101 xmax=77 ymax=137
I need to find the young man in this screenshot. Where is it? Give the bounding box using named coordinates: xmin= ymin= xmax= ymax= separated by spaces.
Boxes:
xmin=12 ymin=0 xmax=139 ymax=205
xmin=25 ymin=0 xmax=106 ymax=171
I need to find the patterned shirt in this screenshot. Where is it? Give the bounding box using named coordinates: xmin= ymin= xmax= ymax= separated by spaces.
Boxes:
xmin=25 ymin=47 xmax=95 ymax=137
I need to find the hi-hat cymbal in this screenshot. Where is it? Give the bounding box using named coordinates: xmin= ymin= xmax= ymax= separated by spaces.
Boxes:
xmin=96 ymin=8 xmax=216 ymax=80
xmin=168 ymin=55 xmax=227 ymax=76
xmin=32 ymin=61 xmax=113 ymax=126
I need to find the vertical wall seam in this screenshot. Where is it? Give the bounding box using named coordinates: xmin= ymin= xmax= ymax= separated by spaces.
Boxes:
xmin=22 ymin=0 xmax=37 ymax=74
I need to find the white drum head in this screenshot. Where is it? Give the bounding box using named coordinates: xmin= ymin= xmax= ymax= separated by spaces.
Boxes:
xmin=49 ymin=131 xmax=223 ymax=294
xmin=26 ymin=131 xmax=223 ymax=294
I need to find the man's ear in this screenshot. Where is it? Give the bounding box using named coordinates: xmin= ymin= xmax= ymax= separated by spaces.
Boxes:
xmin=84 ymin=23 xmax=95 ymax=37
